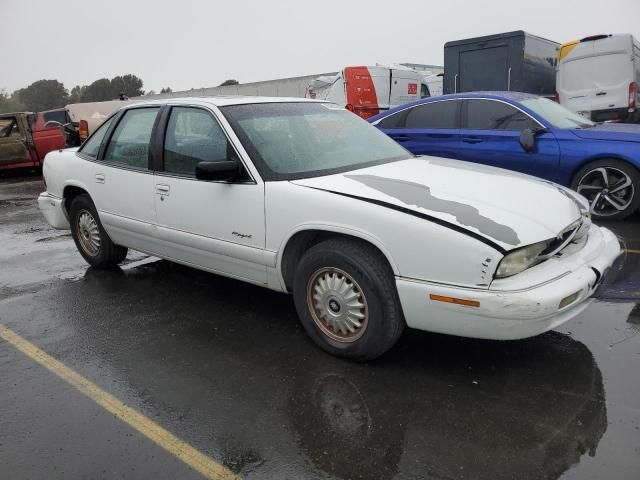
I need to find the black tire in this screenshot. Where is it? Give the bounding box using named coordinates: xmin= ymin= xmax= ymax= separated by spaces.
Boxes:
xmin=69 ymin=194 xmax=128 ymax=268
xmin=570 ymin=159 xmax=640 ymax=220
xmin=293 ymin=238 xmax=404 ymax=361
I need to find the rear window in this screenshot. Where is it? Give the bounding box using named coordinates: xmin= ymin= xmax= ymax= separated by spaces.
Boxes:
xmin=404 ymin=101 xmax=458 ymax=129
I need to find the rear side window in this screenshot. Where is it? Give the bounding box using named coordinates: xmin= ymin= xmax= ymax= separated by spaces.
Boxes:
xmin=376 ymin=110 xmax=408 ymax=129
xmin=404 ymin=101 xmax=458 ymax=129
xmin=43 ymin=110 xmax=69 ymax=125
xmin=164 ymin=107 xmax=229 ymax=175
xmin=465 ymin=100 xmax=537 ymax=131
xmin=79 ymin=116 xmax=114 ymax=158
xmin=104 ymin=108 xmax=159 ymax=169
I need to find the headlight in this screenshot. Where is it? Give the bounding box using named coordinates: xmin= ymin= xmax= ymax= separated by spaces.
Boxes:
xmin=495 ymin=241 xmax=549 ymax=278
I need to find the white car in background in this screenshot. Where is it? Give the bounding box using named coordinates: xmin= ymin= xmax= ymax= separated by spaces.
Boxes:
xmin=39 ymin=97 xmax=621 ymax=360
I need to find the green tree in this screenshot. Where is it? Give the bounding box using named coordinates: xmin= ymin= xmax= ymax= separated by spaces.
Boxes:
xmin=68 ymin=85 xmax=87 ymax=103
xmin=160 ymin=87 xmax=172 ymax=94
xmin=110 ymin=74 xmax=144 ymax=98
xmin=219 ymin=79 xmax=239 ymax=86
xmin=16 ymin=79 xmax=68 ymax=111
xmin=0 ymin=90 xmax=26 ymax=113
xmin=81 ymin=78 xmax=113 ymax=102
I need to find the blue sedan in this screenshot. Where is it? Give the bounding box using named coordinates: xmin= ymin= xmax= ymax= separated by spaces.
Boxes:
xmin=369 ymin=92 xmax=640 ymax=220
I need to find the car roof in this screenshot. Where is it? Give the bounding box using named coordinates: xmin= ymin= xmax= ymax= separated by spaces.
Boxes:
xmin=125 ymin=96 xmax=324 ymax=109
xmin=368 ymin=91 xmax=541 ymax=122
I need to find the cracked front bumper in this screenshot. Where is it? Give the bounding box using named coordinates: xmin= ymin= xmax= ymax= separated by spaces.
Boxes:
xmin=396 ymin=225 xmax=622 ymax=340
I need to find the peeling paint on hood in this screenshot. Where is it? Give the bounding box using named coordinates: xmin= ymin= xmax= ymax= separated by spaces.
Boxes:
xmin=291 ymin=157 xmax=584 ymax=250
xmin=344 ymin=174 xmax=521 ymax=246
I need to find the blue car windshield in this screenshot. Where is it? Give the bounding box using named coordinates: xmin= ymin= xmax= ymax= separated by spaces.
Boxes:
xmin=520 ymin=98 xmax=596 ymax=129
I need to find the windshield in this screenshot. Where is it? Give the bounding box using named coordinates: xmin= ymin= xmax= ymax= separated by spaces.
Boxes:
xmin=520 ymin=97 xmax=596 ymax=129
xmin=221 ymin=102 xmax=411 ymax=180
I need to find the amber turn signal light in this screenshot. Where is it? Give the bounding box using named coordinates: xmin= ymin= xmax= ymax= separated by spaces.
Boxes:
xmin=429 ymin=294 xmax=480 ymax=308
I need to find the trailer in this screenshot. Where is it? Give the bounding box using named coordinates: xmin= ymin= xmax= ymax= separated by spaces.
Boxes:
xmin=443 ymin=31 xmax=559 ymax=97
xmin=307 ymin=65 xmax=434 ymax=120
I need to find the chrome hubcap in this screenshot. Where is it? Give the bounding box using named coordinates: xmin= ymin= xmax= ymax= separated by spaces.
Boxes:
xmin=76 ymin=210 xmax=101 ymax=256
xmin=307 ymin=267 xmax=368 ymax=343
xmin=577 ymin=167 xmax=634 ymax=216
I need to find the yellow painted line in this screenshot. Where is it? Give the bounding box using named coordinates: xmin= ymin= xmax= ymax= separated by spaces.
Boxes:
xmin=0 ymin=323 xmax=237 ymax=480
xmin=626 ymin=249 xmax=640 ymax=254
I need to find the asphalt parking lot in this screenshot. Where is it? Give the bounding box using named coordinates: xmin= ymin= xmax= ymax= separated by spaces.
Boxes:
xmin=1 ymin=173 xmax=639 ymax=480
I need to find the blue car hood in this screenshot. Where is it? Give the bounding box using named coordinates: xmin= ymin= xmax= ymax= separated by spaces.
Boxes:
xmin=571 ymin=123 xmax=640 ymax=142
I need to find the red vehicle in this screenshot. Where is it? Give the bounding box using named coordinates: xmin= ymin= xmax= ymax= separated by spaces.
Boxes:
xmin=0 ymin=109 xmax=68 ymax=171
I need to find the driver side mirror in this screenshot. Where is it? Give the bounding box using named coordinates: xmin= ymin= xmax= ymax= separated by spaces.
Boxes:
xmin=519 ymin=128 xmax=536 ymax=152
xmin=195 ymin=159 xmax=238 ymax=181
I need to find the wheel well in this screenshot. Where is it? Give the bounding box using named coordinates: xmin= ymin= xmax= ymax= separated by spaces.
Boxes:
xmin=280 ymin=230 xmax=395 ymax=292
xmin=63 ymin=185 xmax=89 ymax=213
xmin=570 ymin=156 xmax=640 ymax=185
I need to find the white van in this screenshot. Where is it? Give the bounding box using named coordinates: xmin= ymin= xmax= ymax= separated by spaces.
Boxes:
xmin=557 ymin=34 xmax=639 ymax=123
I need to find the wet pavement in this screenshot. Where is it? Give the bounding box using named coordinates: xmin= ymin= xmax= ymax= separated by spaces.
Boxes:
xmin=0 ymin=175 xmax=639 ymax=480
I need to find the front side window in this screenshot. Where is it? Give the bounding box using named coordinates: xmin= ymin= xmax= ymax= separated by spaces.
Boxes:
xmin=104 ymin=108 xmax=159 ymax=169
xmin=164 ymin=107 xmax=230 ymax=175
xmin=404 ymin=101 xmax=458 ymax=129
xmin=78 ymin=116 xmax=114 ymax=158
xmin=221 ymin=102 xmax=410 ymax=180
xmin=465 ymin=100 xmax=538 ymax=131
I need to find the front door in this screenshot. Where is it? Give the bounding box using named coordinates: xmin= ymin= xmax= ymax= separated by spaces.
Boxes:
xmin=89 ymin=107 xmax=159 ymax=251
xmin=153 ymin=106 xmax=266 ymax=284
xmin=0 ymin=115 xmax=35 ymax=170
xmin=456 ymin=99 xmax=561 ymax=180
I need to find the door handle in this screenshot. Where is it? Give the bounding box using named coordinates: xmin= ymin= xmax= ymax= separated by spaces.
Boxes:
xmin=155 ymin=184 xmax=170 ymax=195
xmin=462 ymin=137 xmax=483 ymax=144
xmin=595 ymin=91 xmax=607 ymax=96
xmin=95 ymin=173 xmax=105 ymax=183
xmin=392 ymin=134 xmax=410 ymax=141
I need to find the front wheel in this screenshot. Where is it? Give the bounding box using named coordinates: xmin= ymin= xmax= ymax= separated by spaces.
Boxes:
xmin=69 ymin=194 xmax=128 ymax=268
xmin=571 ymin=159 xmax=640 ymax=220
xmin=293 ymin=238 xmax=405 ymax=361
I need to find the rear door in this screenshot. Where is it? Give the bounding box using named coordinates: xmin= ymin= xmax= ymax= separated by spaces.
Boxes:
xmin=460 ymin=46 xmax=509 ymax=92
xmin=376 ymin=99 xmax=461 ymax=158
xmin=588 ymin=50 xmax=634 ymax=113
xmin=457 ymin=99 xmax=560 ymax=180
xmin=88 ymin=107 xmax=159 ymax=251
xmin=153 ymin=105 xmax=266 ymax=284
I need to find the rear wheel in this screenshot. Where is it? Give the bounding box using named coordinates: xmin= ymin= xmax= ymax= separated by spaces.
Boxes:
xmin=571 ymin=159 xmax=640 ymax=220
xmin=69 ymin=194 xmax=128 ymax=268
xmin=293 ymin=238 xmax=404 ymax=361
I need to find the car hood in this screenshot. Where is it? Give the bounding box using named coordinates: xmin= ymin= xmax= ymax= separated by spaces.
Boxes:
xmin=570 ymin=123 xmax=640 ymax=142
xmin=291 ymin=157 xmax=586 ymax=251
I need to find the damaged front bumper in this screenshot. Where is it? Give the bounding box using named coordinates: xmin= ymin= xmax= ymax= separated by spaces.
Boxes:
xmin=396 ymin=224 xmax=622 ymax=340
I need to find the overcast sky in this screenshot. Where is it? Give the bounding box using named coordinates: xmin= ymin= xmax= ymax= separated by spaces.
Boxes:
xmin=1 ymin=0 xmax=639 ymax=94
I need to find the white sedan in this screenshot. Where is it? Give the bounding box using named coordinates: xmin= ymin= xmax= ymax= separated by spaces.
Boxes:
xmin=39 ymin=97 xmax=621 ymax=360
